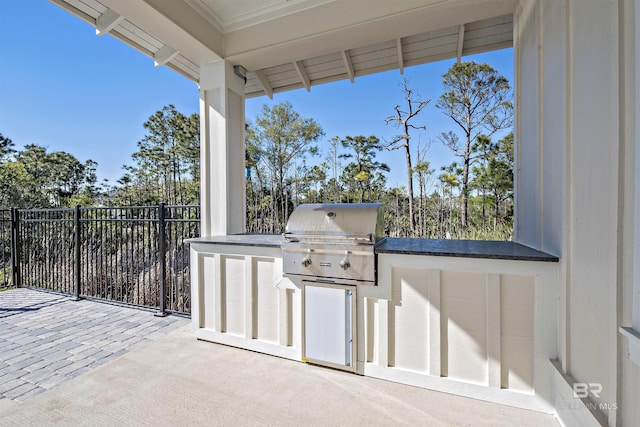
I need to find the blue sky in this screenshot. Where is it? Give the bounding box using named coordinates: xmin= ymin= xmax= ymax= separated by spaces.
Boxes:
xmin=0 ymin=0 xmax=513 ymax=189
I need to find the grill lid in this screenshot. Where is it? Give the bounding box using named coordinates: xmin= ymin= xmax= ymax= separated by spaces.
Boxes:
xmin=284 ymin=203 xmax=383 ymax=243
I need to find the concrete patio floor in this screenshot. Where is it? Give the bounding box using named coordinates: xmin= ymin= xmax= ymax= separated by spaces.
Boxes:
xmin=0 ymin=288 xmax=559 ymax=426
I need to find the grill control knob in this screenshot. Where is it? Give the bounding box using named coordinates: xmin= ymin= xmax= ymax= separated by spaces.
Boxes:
xmin=339 ymin=258 xmax=350 ymax=271
xmin=301 ymin=257 xmax=312 ymax=268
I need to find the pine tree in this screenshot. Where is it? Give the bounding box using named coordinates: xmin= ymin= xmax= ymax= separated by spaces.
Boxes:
xmin=436 ymin=62 xmax=512 ymax=228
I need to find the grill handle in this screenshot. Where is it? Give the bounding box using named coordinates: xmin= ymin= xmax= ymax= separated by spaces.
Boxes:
xmin=283 ymin=232 xmax=374 ymax=243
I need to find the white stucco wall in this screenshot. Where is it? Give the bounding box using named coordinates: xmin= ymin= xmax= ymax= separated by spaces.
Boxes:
xmin=515 ymin=0 xmax=640 ymax=425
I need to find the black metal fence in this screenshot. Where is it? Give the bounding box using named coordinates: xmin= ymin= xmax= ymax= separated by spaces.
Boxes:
xmin=0 ymin=209 xmax=12 ymax=290
xmin=3 ymin=204 xmax=199 ymax=315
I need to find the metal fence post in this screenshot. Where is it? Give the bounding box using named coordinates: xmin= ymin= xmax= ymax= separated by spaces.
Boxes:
xmin=10 ymin=208 xmax=20 ymax=288
xmin=73 ymin=205 xmax=81 ymax=301
xmin=155 ymin=202 xmax=168 ymax=317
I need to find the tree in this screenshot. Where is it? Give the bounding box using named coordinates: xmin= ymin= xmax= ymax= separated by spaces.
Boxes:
xmin=43 ymin=152 xmax=96 ymax=206
xmin=1 ymin=144 xmax=97 ymax=208
xmin=297 ymin=163 xmax=327 ymax=203
xmin=339 ymin=135 xmax=389 ymax=203
xmin=247 ymin=102 xmax=323 ymax=229
xmin=120 ymin=105 xmax=200 ymax=206
xmin=486 ymin=132 xmax=514 ymax=227
xmin=436 ymin=61 xmax=512 ymax=228
xmin=471 ymin=134 xmax=492 ymax=227
xmin=385 ymin=79 xmax=430 ymax=232
xmin=0 ymin=133 xmax=15 ymax=164
xmin=383 ymin=186 xmax=410 ymax=237
xmin=325 ymin=137 xmax=343 ymax=203
xmin=0 ymin=162 xmax=34 ymax=208
xmin=413 ymin=142 xmax=434 ymax=237
xmin=439 ymin=162 xmax=462 ymax=237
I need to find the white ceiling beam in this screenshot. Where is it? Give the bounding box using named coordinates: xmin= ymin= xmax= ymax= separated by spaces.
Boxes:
xmin=95 ymin=8 xmax=124 ymax=36
xmin=341 ymin=50 xmax=355 ymax=83
xmin=254 ymin=70 xmax=274 ymax=99
xmin=154 ymin=45 xmax=179 ymax=67
xmin=293 ymin=61 xmax=311 ymax=92
xmin=396 ymin=38 xmax=404 ymax=75
xmin=456 ymin=24 xmax=466 ymax=63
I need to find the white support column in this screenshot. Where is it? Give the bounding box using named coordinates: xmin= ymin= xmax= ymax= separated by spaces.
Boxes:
xmin=199 ymin=60 xmax=246 ymax=236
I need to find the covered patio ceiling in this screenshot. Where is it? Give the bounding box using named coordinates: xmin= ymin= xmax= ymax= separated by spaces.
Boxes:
xmin=51 ymin=0 xmax=515 ymax=98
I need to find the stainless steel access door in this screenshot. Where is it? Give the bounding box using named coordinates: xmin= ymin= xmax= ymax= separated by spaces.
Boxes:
xmin=302 ymin=281 xmax=356 ymax=372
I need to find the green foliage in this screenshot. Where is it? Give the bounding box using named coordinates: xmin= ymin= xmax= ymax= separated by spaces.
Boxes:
xmin=436 ymin=61 xmax=513 ymax=228
xmin=245 ymin=101 xmax=324 ymax=232
xmin=243 ymin=95 xmax=513 ymax=240
xmin=114 ymin=105 xmax=200 ymax=206
xmin=339 ymin=135 xmax=389 ymax=203
xmin=0 ymin=133 xmax=16 ymax=163
xmin=0 ymin=141 xmax=98 ymax=208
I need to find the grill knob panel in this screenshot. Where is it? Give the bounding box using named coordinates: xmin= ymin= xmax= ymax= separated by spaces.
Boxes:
xmin=339 ymin=258 xmax=350 ymax=271
xmin=301 ymin=257 xmax=312 ymax=268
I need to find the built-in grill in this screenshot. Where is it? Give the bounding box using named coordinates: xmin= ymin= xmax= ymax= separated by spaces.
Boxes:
xmin=282 ymin=203 xmax=384 ymax=373
xmin=281 ymin=203 xmax=384 ymax=285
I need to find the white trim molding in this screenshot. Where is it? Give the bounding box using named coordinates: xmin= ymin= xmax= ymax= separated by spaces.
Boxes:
xmin=619 ymin=327 xmax=640 ymax=367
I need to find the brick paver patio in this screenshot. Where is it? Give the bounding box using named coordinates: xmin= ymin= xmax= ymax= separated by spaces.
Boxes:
xmin=0 ymin=288 xmax=189 ymax=403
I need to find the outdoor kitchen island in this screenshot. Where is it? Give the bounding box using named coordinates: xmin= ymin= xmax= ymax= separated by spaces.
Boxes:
xmin=187 ymin=234 xmax=559 ymax=413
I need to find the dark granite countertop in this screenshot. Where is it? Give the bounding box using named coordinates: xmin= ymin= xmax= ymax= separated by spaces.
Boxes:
xmin=185 ymin=234 xmax=282 ymax=247
xmin=375 ymin=238 xmax=559 ymax=262
xmin=186 ymin=235 xmax=558 ymax=262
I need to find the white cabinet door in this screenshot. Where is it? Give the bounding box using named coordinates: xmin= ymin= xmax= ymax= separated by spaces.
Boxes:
xmin=303 ymin=283 xmax=355 ymax=369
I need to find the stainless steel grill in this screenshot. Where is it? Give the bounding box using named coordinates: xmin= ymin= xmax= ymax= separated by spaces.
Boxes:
xmin=282 ymin=203 xmax=384 ymax=285
xmin=282 ymin=203 xmax=384 ymax=373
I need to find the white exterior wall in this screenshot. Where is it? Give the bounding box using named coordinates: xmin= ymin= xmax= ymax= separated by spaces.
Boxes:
xmin=633 ymin=0 xmax=640 ymax=336
xmin=515 ymin=0 xmax=640 ymax=425
xmin=622 ymin=0 xmax=640 ymax=424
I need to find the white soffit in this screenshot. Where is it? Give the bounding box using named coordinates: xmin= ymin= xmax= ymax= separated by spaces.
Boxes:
xmin=184 ymin=0 xmax=337 ymax=33
xmin=244 ymin=14 xmax=513 ymax=98
xmin=50 ymin=0 xmax=514 ymax=97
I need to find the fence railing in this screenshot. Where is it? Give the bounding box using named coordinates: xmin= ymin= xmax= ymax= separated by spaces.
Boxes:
xmin=1 ymin=209 xmax=12 ymax=290
xmin=3 ymin=204 xmax=199 ymax=315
